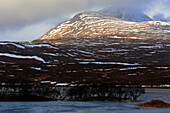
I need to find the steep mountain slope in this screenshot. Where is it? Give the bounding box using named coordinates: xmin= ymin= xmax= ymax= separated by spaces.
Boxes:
xmin=98 ymin=7 xmax=152 ymax=22
xmin=34 ymin=11 xmax=170 ymax=41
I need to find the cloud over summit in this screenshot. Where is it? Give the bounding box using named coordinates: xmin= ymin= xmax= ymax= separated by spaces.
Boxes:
xmin=0 ymin=0 xmax=152 ymax=26
xmin=0 ymin=0 xmax=169 ymax=41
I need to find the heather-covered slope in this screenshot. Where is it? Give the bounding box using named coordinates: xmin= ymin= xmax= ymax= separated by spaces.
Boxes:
xmin=1 ymin=38 xmax=170 ymax=85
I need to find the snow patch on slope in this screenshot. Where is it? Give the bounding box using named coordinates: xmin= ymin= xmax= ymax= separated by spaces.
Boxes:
xmin=0 ymin=42 xmax=25 ymax=49
xmin=24 ymin=44 xmax=58 ymax=49
xmin=0 ymin=53 xmax=46 ymax=63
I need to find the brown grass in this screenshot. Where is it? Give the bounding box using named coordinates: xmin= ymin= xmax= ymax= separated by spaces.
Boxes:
xmin=136 ymin=100 xmax=170 ymax=108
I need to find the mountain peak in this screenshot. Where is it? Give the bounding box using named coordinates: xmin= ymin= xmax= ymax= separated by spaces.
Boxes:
xmin=69 ymin=11 xmax=118 ymax=23
xmin=98 ymin=7 xmax=152 ymax=22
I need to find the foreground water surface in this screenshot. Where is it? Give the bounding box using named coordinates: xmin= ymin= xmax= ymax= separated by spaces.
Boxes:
xmin=0 ymin=89 xmax=170 ymax=113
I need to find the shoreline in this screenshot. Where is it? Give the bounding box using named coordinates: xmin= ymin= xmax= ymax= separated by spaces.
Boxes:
xmin=144 ymin=87 xmax=170 ymax=89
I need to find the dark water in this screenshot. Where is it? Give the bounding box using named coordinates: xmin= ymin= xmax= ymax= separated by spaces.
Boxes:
xmin=0 ymin=89 xmax=170 ymax=113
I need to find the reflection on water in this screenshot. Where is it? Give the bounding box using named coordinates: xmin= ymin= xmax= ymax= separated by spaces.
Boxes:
xmin=0 ymin=89 xmax=170 ymax=113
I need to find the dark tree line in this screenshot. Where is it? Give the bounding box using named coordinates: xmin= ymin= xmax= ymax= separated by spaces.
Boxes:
xmin=0 ymin=82 xmax=145 ymax=101
xmin=67 ymin=84 xmax=145 ymax=100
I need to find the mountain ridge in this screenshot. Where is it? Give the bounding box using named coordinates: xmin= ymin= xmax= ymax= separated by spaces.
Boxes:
xmin=33 ymin=8 xmax=170 ymax=41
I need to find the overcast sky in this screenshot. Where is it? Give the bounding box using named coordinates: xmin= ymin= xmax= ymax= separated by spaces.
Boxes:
xmin=0 ymin=0 xmax=170 ymax=41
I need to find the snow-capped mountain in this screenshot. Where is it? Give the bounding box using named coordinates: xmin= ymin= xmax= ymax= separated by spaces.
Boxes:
xmin=34 ymin=10 xmax=170 ymax=41
xmin=1 ymin=7 xmax=170 ymax=90
xmin=98 ymin=7 xmax=152 ymax=22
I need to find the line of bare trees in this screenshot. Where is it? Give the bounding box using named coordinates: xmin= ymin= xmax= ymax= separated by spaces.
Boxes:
xmin=0 ymin=82 xmax=145 ymax=101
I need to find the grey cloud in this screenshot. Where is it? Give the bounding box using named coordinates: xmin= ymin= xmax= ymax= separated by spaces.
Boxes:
xmin=0 ymin=0 xmax=88 ymax=26
xmin=145 ymin=0 xmax=170 ymax=19
xmin=0 ymin=0 xmax=170 ymax=41
xmin=0 ymin=0 xmax=148 ymax=26
xmin=0 ymin=19 xmax=57 ymax=41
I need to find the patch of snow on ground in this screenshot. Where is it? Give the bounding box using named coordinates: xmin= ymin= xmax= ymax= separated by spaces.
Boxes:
xmin=43 ymin=53 xmax=59 ymax=56
xmin=56 ymin=83 xmax=69 ymax=86
xmin=41 ymin=81 xmax=51 ymax=84
xmin=24 ymin=44 xmax=58 ymax=49
xmin=8 ymin=75 xmax=15 ymax=77
xmin=78 ymin=62 xmax=140 ymax=66
xmin=107 ymin=36 xmax=123 ymax=39
xmin=30 ymin=67 xmax=42 ymax=70
xmin=0 ymin=53 xmax=46 ymax=63
xmin=0 ymin=42 xmax=25 ymax=49
xmin=55 ymin=42 xmax=63 ymax=45
xmin=77 ymin=50 xmax=93 ymax=55
xmin=120 ymin=67 xmax=147 ymax=71
xmin=16 ymin=69 xmax=23 ymax=71
xmin=155 ymin=67 xmax=169 ymax=69
xmin=50 ymin=82 xmax=57 ymax=84
xmin=74 ymin=58 xmax=96 ymax=61
xmin=0 ymin=61 xmax=6 ymax=64
xmin=0 ymin=70 xmax=5 ymax=72
xmin=139 ymin=45 xmax=163 ymax=49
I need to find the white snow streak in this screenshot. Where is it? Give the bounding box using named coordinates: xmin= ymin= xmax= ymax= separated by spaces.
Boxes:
xmin=0 ymin=53 xmax=46 ymax=63
xmin=0 ymin=42 xmax=25 ymax=49
xmin=78 ymin=62 xmax=140 ymax=66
